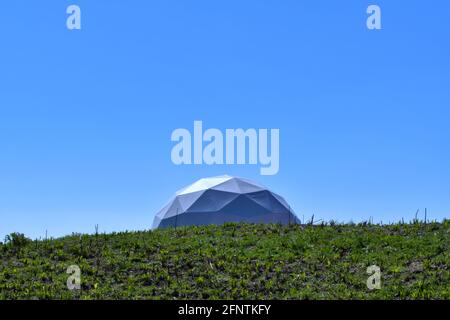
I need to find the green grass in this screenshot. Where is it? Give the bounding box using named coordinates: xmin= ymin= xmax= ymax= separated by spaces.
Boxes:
xmin=0 ymin=220 xmax=449 ymax=300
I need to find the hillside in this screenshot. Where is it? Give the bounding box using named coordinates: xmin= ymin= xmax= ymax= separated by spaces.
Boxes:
xmin=0 ymin=221 xmax=449 ymax=299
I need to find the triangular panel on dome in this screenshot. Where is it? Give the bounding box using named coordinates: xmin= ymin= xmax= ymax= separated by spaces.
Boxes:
xmin=176 ymin=190 xmax=207 ymax=211
xmin=234 ymin=178 xmax=267 ymax=193
xmin=236 ymin=177 xmax=267 ymax=190
xmin=244 ymin=190 xmax=277 ymax=213
xmin=155 ymin=197 xmax=183 ymax=222
xmin=154 ymin=198 xmax=174 ymax=219
xmin=219 ymin=194 xmax=273 ymax=217
xmin=210 ymin=178 xmax=241 ymax=193
xmin=187 ymin=189 xmax=240 ymax=212
xmin=176 ymin=175 xmax=232 ymax=195
xmin=270 ymin=192 xmax=291 ymax=209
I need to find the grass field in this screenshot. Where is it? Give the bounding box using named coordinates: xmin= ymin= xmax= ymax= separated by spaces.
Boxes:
xmin=0 ymin=220 xmax=448 ymax=299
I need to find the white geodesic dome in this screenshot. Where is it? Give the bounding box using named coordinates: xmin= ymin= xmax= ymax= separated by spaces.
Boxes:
xmin=152 ymin=175 xmax=299 ymax=229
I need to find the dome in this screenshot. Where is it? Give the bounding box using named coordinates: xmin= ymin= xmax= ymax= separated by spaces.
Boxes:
xmin=152 ymin=175 xmax=299 ymax=229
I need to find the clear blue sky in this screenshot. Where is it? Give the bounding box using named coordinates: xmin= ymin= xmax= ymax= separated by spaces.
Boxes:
xmin=1 ymin=1 xmax=449 ymax=240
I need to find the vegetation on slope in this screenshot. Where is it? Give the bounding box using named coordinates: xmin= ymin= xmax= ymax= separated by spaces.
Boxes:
xmin=0 ymin=221 xmax=449 ymax=299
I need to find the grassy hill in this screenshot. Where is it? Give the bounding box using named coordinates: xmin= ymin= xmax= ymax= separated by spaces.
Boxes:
xmin=0 ymin=221 xmax=449 ymax=300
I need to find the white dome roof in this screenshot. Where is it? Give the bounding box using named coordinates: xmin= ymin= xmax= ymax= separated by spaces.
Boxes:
xmin=153 ymin=175 xmax=299 ymax=229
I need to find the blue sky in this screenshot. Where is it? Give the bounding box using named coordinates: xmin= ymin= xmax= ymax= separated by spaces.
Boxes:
xmin=1 ymin=1 xmax=449 ymax=239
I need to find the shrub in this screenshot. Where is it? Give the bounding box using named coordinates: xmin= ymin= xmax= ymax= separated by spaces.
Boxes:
xmin=4 ymin=232 xmax=32 ymax=249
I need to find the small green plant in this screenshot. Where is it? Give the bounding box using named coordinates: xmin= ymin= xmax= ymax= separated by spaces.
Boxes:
xmin=4 ymin=233 xmax=32 ymax=249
